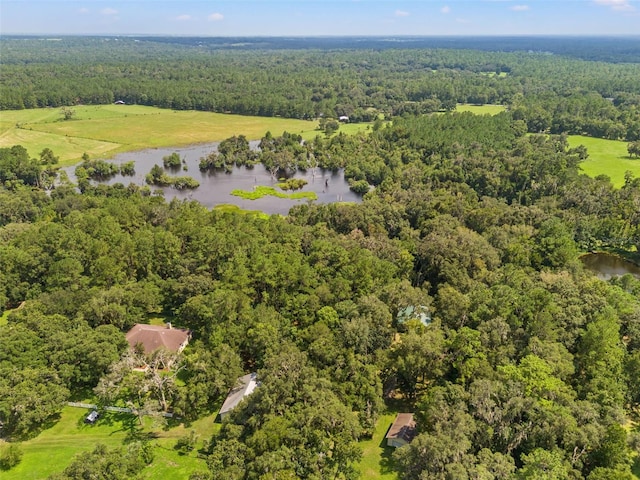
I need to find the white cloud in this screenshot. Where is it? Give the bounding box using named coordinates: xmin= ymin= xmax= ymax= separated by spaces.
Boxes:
xmin=176 ymin=14 xmax=191 ymax=21
xmin=208 ymin=12 xmax=224 ymax=21
xmin=441 ymin=6 xmax=451 ymax=14
xmin=594 ymin=0 xmax=635 ymax=11
xmin=395 ymin=10 xmax=409 ymax=17
xmin=510 ymin=5 xmax=530 ymax=11
xmin=100 ymin=8 xmax=118 ymax=16
xmin=78 ymin=7 xmax=89 ymax=14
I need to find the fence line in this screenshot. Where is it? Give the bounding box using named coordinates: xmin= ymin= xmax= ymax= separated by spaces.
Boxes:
xmin=67 ymin=402 xmax=173 ymax=418
xmin=67 ymin=402 xmax=97 ymax=409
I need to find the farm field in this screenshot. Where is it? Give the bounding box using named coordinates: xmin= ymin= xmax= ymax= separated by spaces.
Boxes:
xmin=568 ymin=135 xmax=640 ymax=188
xmin=4 ymin=406 xmax=217 ymax=480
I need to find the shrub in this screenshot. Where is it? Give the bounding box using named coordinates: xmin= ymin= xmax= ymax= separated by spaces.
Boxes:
xmin=0 ymin=443 xmax=23 ymax=470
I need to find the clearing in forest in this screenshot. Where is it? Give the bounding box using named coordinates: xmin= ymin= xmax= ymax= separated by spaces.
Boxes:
xmin=568 ymin=135 xmax=640 ymax=188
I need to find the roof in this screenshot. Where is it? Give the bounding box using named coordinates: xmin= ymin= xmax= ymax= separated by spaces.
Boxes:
xmin=397 ymin=305 xmax=431 ymax=327
xmin=218 ymin=373 xmax=259 ymax=416
xmin=386 ymin=413 xmax=416 ymax=443
xmin=125 ymin=324 xmax=190 ymax=354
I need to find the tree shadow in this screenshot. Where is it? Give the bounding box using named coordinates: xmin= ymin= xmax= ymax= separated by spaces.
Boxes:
xmin=10 ymin=412 xmax=63 ymax=441
xmin=162 ymin=414 xmax=189 ymax=431
xmin=123 ymin=429 xmax=159 ymax=444
xmin=379 ymin=443 xmax=398 ymax=475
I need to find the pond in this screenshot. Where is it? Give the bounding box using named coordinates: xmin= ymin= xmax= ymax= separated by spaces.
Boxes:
xmin=63 ymin=143 xmax=362 ymax=215
xmin=580 ymin=252 xmax=640 ymax=280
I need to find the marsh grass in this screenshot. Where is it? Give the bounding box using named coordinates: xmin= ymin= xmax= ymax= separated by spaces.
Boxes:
xmin=231 ymin=185 xmax=317 ymax=201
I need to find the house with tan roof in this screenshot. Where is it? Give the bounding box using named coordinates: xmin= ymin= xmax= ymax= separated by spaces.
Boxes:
xmin=125 ymin=323 xmax=191 ymax=355
xmin=385 ymin=413 xmax=416 ymax=448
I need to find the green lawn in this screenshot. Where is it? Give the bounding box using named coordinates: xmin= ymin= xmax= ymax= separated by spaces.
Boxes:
xmin=568 ymin=135 xmax=640 ymax=188
xmin=356 ymin=412 xmax=400 ymax=480
xmin=4 ymin=406 xmax=217 ymax=479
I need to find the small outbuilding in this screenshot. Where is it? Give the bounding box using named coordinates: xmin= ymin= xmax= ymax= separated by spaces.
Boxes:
xmin=386 ymin=413 xmax=416 ymax=448
xmin=218 ymin=373 xmax=259 ymax=421
xmin=85 ymin=410 xmax=100 ymax=424
xmin=114 ymin=100 xmax=126 ymax=105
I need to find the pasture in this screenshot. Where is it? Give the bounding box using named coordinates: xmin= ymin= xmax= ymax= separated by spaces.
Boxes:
xmin=455 ymin=104 xmax=506 ymax=115
xmin=0 ymin=105 xmax=319 ymax=166
xmin=4 ymin=406 xmax=217 ymax=480
xmin=568 ymin=135 xmax=640 ymax=188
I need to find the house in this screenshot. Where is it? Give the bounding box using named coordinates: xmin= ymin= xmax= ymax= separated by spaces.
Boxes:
xmin=385 ymin=413 xmax=416 ymax=448
xmin=396 ymin=305 xmax=431 ymax=328
xmin=114 ymin=100 xmax=125 ymax=105
xmin=339 ymin=115 xmax=350 ymax=122
xmin=125 ymin=323 xmax=191 ymax=355
xmin=218 ymin=373 xmax=259 ymax=421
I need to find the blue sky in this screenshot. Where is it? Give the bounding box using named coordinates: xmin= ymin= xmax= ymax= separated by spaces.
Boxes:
xmin=1 ymin=1 xmax=639 ymax=36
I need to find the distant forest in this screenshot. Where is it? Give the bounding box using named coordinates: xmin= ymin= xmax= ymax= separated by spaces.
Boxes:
xmin=2 ymin=36 xmax=640 ymax=141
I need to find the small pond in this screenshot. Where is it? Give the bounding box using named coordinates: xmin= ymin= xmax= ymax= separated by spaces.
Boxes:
xmin=63 ymin=143 xmax=362 ymax=215
xmin=580 ymin=252 xmax=640 ymax=280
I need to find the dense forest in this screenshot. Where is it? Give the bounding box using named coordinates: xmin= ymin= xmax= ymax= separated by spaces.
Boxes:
xmin=1 ymin=36 xmax=640 ymax=479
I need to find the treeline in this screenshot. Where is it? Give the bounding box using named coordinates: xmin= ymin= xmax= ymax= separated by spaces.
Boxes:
xmin=2 ymin=37 xmax=640 ymax=140
xmin=1 ymin=110 xmax=640 ymax=478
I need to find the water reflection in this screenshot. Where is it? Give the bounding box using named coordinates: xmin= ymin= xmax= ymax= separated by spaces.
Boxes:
xmin=580 ymin=253 xmax=640 ymax=280
xmin=64 ymin=143 xmax=362 ymax=215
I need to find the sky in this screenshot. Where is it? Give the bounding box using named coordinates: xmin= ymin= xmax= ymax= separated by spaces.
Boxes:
xmin=1 ymin=0 xmax=639 ymax=37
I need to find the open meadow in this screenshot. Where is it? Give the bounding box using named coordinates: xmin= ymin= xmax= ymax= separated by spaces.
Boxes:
xmin=568 ymin=135 xmax=640 ymax=188
xmin=455 ymin=104 xmax=506 ymax=115
xmin=0 ymin=105 xmax=320 ymax=166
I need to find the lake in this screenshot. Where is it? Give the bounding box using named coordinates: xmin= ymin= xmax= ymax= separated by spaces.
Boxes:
xmin=580 ymin=252 xmax=640 ymax=280
xmin=64 ymin=143 xmax=362 ymax=215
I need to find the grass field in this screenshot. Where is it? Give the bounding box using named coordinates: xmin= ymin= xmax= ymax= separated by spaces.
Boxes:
xmin=356 ymin=412 xmax=400 ymax=480
xmin=568 ymin=135 xmax=640 ymax=188
xmin=0 ymin=105 xmax=321 ymax=167
xmin=456 ymin=104 xmax=506 ymax=115
xmin=4 ymin=406 xmax=217 ymax=479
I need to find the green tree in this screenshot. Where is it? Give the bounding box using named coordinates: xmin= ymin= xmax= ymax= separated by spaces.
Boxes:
xmin=517 ymin=448 xmax=572 ymax=480
xmin=627 ymin=141 xmax=640 ymax=158
xmin=60 ymin=106 xmax=75 ymax=121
